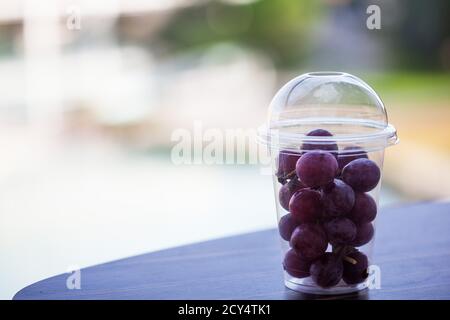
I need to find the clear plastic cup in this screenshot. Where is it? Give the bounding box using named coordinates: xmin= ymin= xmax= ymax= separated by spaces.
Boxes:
xmin=258 ymin=72 xmax=398 ymax=295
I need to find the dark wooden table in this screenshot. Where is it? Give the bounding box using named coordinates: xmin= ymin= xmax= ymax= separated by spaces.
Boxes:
xmin=14 ymin=202 xmax=450 ymax=300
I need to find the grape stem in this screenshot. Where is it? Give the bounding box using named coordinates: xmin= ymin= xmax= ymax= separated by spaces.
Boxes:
xmin=278 ymin=169 xmax=297 ymax=185
xmin=333 ymin=245 xmax=357 ymax=264
xmin=285 ymin=169 xmax=297 ymax=179
xmin=280 ymin=169 xmax=296 ymax=181
xmin=344 ymin=256 xmax=358 ymax=265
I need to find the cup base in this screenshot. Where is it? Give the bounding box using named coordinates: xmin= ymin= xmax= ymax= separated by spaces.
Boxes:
xmin=284 ymin=273 xmax=368 ymax=295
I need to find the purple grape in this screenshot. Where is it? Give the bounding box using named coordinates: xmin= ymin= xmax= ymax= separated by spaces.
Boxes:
xmin=350 ymin=223 xmax=374 ymax=247
xmin=343 ymin=251 xmax=369 ymax=285
xmin=307 ymin=129 xmax=333 ymax=137
xmin=324 ymin=217 xmax=357 ymax=245
xmin=296 ymin=151 xmax=338 ymax=188
xmin=283 ymin=249 xmax=311 ymax=278
xmin=310 ymin=252 xmax=343 ymax=288
xmin=277 ymin=150 xmax=301 ymax=179
xmin=289 ymin=189 xmax=323 ymax=223
xmin=279 ymin=179 xmax=306 ymax=211
xmin=322 ymin=179 xmax=355 ymax=218
xmin=302 ymin=129 xmax=338 ymax=155
xmin=342 ymin=158 xmax=381 ymax=192
xmin=279 ymin=185 xmax=292 ymax=211
xmin=290 ymin=223 xmax=328 ymax=261
xmin=337 ymin=146 xmax=368 ymax=172
xmin=348 ymin=193 xmax=377 ymax=224
xmin=278 ymin=214 xmax=299 ymax=241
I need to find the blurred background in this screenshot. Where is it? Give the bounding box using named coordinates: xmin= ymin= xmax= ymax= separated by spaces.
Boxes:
xmin=0 ymin=0 xmax=449 ymax=299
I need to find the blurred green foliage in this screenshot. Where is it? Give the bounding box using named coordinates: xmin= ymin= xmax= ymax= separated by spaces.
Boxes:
xmin=159 ymin=0 xmax=322 ymax=68
xmin=366 ymin=73 xmax=450 ymax=104
xmin=158 ymin=0 xmax=449 ymax=71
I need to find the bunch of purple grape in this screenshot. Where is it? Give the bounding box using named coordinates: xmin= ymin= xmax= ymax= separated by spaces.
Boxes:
xmin=277 ymin=129 xmax=380 ymax=288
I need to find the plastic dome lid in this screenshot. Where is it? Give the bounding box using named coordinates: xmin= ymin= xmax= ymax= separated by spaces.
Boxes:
xmin=258 ymin=72 xmax=398 ymax=153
